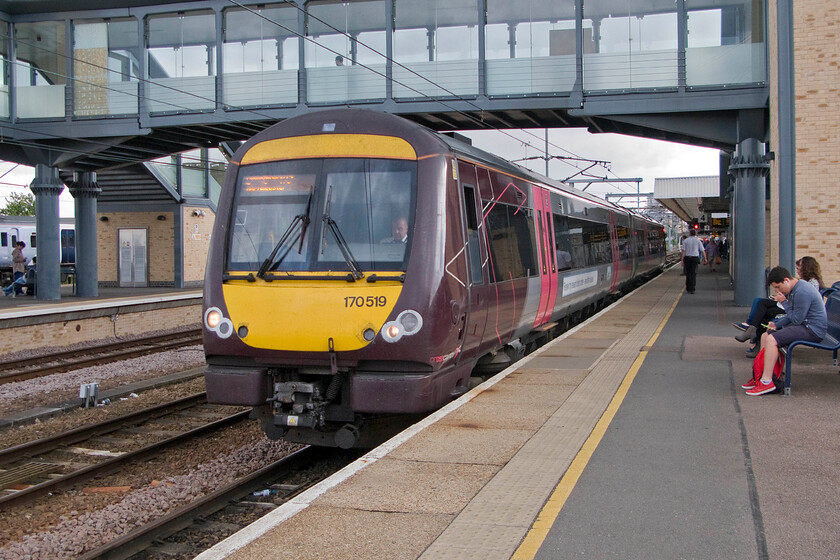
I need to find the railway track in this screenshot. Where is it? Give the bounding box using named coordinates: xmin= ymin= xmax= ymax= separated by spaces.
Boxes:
xmin=76 ymin=445 xmax=350 ymax=560
xmin=0 ymin=392 xmax=248 ymax=509
xmin=0 ymin=329 xmax=203 ymax=385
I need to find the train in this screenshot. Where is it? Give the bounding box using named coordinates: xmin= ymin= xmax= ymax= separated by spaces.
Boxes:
xmin=202 ymin=109 xmax=666 ymax=448
xmin=0 ymin=215 xmax=75 ymax=280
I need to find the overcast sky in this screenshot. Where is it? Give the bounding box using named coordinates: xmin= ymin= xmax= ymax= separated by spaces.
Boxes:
xmin=461 ymin=127 xmax=722 ymax=205
xmin=0 ymin=127 xmax=721 ymax=218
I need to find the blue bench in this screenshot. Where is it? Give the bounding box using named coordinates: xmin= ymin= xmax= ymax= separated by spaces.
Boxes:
xmin=779 ymin=291 xmax=840 ymax=396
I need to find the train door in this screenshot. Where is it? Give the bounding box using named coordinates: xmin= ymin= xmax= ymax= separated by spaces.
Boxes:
xmin=118 ymin=228 xmax=148 ymax=287
xmin=457 ymin=162 xmax=489 ymax=362
xmin=533 ymin=187 xmax=557 ymax=327
xmin=61 ymin=228 xmax=75 ymax=264
xmin=608 ymin=213 xmax=620 ymax=292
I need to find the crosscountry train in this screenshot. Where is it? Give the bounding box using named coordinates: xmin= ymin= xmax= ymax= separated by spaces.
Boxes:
xmin=203 ymin=109 xmax=666 ymax=448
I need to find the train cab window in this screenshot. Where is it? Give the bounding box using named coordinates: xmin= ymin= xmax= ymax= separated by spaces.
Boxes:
xmin=227 ymin=158 xmax=416 ymax=274
xmin=0 ymin=232 xmax=6 ymax=247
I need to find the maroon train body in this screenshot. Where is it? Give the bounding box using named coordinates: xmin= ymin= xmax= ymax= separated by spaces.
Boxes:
xmin=203 ymin=109 xmax=666 ymax=447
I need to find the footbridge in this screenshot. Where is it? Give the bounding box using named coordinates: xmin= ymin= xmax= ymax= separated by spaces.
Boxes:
xmin=0 ymin=0 xmax=773 ymax=302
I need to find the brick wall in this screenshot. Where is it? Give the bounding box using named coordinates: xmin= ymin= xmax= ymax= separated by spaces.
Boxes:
xmin=0 ymin=305 xmax=200 ymax=355
xmin=97 ymin=212 xmax=175 ymax=285
xmin=182 ymin=206 xmax=216 ymax=284
xmin=793 ymin=1 xmax=840 ymax=282
xmin=770 ymin=1 xmax=840 ymax=282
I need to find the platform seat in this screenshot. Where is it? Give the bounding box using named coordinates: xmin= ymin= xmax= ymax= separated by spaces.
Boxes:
xmin=780 ymin=291 xmax=840 ymax=395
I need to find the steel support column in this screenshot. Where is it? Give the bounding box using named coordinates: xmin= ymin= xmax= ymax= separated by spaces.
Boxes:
xmin=29 ymin=164 xmax=64 ymax=301
xmin=68 ymin=172 xmax=100 ymax=297
xmin=777 ymin=0 xmax=796 ymax=270
xmin=729 ymin=138 xmax=770 ymax=306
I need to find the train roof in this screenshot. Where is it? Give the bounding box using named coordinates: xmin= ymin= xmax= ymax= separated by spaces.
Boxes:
xmin=0 ymin=215 xmax=74 ymax=225
xmin=235 ymin=109 xmax=659 ymax=227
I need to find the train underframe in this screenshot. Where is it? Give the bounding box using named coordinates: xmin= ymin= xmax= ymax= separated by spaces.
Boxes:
xmin=211 ymin=268 xmax=661 ymax=449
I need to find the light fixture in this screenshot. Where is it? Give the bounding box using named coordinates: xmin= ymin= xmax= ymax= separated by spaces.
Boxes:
xmin=99 ymin=216 xmax=109 ymax=222
xmin=157 ymin=215 xmax=167 ymax=221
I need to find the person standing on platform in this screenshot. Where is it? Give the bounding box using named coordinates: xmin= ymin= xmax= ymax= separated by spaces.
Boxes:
xmin=11 ymin=241 xmax=26 ymax=295
xmin=682 ymin=229 xmax=705 ymax=294
xmin=705 ymin=237 xmax=720 ymax=272
xmin=744 ymin=266 xmax=827 ymax=395
xmin=679 ymin=234 xmax=687 ymax=276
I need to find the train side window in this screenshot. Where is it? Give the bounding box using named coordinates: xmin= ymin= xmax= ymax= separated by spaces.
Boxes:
xmin=30 ymin=233 xmax=37 ymax=248
xmin=11 ymin=235 xmax=17 ymax=246
xmin=485 ymin=201 xmax=536 ymax=281
xmin=552 ymin=214 xmax=576 ymax=271
xmin=462 ymin=184 xmax=484 ymax=286
xmin=0 ymin=232 xmax=6 ymax=247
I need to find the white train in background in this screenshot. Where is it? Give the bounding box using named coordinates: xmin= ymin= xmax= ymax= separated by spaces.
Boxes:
xmin=0 ymin=215 xmax=75 ymax=281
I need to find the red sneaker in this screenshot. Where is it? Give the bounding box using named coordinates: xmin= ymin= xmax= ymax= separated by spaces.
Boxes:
xmin=745 ymin=381 xmax=776 ymax=396
xmin=741 ymin=379 xmax=757 ymax=390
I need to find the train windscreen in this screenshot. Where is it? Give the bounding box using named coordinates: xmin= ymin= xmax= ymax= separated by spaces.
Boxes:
xmin=227 ymin=158 xmax=416 ymax=274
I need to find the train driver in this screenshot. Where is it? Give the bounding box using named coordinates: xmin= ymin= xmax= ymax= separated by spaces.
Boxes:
xmin=380 ymin=216 xmax=408 ymax=244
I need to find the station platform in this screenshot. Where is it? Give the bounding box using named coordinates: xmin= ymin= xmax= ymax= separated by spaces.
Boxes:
xmin=0 ymin=286 xmax=201 ymax=355
xmin=196 ymin=266 xmax=840 ymax=560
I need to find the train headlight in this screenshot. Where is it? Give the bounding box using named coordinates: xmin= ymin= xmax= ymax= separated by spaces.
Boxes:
xmin=205 ymin=308 xmax=222 ymax=329
xmin=381 ymin=310 xmax=423 ymax=343
xmin=204 ymin=307 xmax=234 ymax=339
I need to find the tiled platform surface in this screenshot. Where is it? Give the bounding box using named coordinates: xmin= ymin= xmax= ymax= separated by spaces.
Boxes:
xmin=197 ymin=267 xmax=840 ymax=560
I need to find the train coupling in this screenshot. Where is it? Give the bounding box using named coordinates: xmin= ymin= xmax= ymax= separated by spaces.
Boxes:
xmin=272 ymin=381 xmax=324 ymax=429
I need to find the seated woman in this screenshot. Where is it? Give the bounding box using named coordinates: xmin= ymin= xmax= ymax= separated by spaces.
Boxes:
xmin=733 ymin=256 xmax=824 ymax=357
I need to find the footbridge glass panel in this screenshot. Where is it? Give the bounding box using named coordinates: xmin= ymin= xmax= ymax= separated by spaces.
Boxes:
xmin=0 ymin=22 xmax=8 ymax=118
xmin=685 ymin=0 xmax=765 ymax=87
xmin=305 ymin=0 xmax=386 ymax=104
xmin=73 ymin=18 xmax=139 ymax=117
xmin=486 ymin=0 xmax=577 ymax=97
xmin=582 ymin=0 xmax=679 ymax=92
xmin=223 ymin=4 xmax=299 ymax=109
xmin=14 ymin=20 xmax=66 ymax=119
xmin=146 ymin=9 xmax=216 ymax=113
xmin=393 ymin=0 xmax=479 ymax=100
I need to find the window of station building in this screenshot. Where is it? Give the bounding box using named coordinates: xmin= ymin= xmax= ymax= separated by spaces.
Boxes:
xmin=484 ymin=201 xmax=536 ymax=282
xmin=14 ymin=20 xmax=67 ymax=119
xmin=181 ymin=148 xmax=207 ymax=198
xmin=393 ymin=0 xmax=479 ymax=99
xmin=73 ymin=18 xmax=140 ymax=117
xmin=223 ymin=4 xmax=299 ymax=108
xmin=685 ymin=0 xmax=765 ymax=87
xmin=304 ymin=0 xmax=386 ymax=104
xmin=146 ymin=10 xmax=216 ymax=113
xmin=0 ymin=21 xmax=9 ymax=119
xmin=485 ymin=0 xmax=576 ymax=96
xmin=582 ymin=0 xmax=678 ymax=92
xmin=207 ymin=149 xmax=227 ymax=206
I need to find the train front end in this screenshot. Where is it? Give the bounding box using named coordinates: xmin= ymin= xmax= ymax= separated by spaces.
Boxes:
xmin=203 ymin=111 xmax=469 ymax=448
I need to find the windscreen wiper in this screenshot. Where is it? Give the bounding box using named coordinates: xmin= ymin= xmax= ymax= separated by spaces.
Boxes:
xmin=256 ymin=192 xmax=313 ymax=279
xmin=322 ymin=185 xmax=364 ymax=281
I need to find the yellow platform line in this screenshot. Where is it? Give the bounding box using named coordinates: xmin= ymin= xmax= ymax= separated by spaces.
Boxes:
xmin=512 ymin=290 xmax=683 ymax=560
